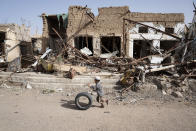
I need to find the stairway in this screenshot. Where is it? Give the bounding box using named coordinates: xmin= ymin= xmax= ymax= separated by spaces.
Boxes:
xmin=0 ymin=72 xmax=122 ymax=89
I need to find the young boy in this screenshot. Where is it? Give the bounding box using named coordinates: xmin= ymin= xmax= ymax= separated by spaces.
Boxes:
xmin=88 ymin=76 xmax=108 ymax=108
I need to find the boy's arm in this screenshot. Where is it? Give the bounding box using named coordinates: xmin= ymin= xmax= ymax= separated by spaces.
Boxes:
xmin=87 ymin=83 xmax=96 ymax=90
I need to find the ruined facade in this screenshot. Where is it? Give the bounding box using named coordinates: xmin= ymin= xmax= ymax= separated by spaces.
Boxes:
xmin=42 ymin=6 xmax=185 ymax=58
xmin=0 ymin=24 xmax=32 ymax=71
xmin=128 ymin=13 xmax=184 ymax=58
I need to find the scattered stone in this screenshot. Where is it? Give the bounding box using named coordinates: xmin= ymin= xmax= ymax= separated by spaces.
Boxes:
xmin=42 ymin=89 xmax=55 ymax=94
xmin=152 ymin=78 xmax=170 ymax=90
xmin=56 ymin=88 xmax=63 ymax=92
xmin=67 ymin=93 xmax=72 ymax=96
xmin=181 ymin=86 xmax=188 ymax=92
xmin=153 ymin=78 xmax=164 ymax=89
xmin=166 ymin=89 xmax=173 ymax=95
xmin=130 ymin=99 xmax=137 ymax=103
xmin=162 ymin=90 xmax=167 ymax=95
xmin=165 ymin=83 xmax=172 ymax=89
xmin=173 ymin=73 xmax=180 ymax=78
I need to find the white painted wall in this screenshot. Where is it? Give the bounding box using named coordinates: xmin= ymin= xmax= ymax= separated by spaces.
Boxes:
xmin=128 ymin=22 xmax=185 ymax=58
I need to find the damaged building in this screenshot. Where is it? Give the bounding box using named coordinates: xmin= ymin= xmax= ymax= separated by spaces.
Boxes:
xmin=41 ymin=6 xmax=185 ymax=59
xmin=0 ymin=24 xmax=33 ymax=71
xmin=41 ymin=13 xmax=68 ymax=54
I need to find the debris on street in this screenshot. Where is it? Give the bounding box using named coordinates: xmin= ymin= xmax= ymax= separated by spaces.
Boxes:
xmin=0 ymin=4 xmax=196 ymax=104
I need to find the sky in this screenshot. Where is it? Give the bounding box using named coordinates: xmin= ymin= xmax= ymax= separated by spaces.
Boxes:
xmin=0 ymin=0 xmax=194 ymax=35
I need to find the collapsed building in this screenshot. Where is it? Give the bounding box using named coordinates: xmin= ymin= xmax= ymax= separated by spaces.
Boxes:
xmin=0 ymin=24 xmax=34 ymax=71
xmin=0 ymin=5 xmax=195 ymax=101
xmin=41 ymin=6 xmax=185 ymax=60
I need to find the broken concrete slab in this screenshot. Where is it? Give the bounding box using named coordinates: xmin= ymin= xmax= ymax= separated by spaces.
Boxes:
xmin=171 ymin=91 xmax=183 ymax=98
xmin=80 ymin=47 xmax=92 ymax=56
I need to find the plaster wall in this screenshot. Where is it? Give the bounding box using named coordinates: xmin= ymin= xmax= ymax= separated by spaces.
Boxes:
xmin=128 ymin=22 xmax=185 ymax=58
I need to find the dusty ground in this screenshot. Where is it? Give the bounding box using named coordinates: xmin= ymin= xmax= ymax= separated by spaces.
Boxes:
xmin=0 ymin=87 xmax=196 ymax=131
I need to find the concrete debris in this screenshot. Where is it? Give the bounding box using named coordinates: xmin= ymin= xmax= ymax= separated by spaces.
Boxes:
xmin=80 ymin=47 xmax=92 ymax=56
xmin=173 ymin=74 xmax=180 ymax=78
xmin=148 ymin=55 xmax=164 ymax=68
xmin=100 ymin=51 xmax=119 ymax=58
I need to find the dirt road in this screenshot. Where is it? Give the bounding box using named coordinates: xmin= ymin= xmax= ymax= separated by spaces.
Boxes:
xmin=0 ymin=88 xmax=196 ymax=131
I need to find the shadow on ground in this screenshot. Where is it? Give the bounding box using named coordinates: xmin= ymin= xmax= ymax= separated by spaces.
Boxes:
xmin=60 ymin=99 xmax=78 ymax=110
xmin=60 ymin=99 xmax=100 ymax=110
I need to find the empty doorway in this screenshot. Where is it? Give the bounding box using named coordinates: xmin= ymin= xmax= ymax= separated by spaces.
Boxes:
xmin=160 ymin=40 xmax=177 ymax=53
xmin=133 ymin=40 xmax=152 ymax=59
xmin=100 ymin=36 xmax=121 ymax=56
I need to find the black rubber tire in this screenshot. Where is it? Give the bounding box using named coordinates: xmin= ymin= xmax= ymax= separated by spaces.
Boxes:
xmin=75 ymin=92 xmax=93 ymax=110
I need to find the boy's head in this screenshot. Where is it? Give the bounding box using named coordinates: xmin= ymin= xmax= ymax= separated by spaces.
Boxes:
xmin=94 ymin=76 xmax=100 ymax=83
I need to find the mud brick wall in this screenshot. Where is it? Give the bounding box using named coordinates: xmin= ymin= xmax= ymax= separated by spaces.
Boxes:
xmin=128 ymin=12 xmax=184 ymax=27
xmin=96 ymin=6 xmax=129 ymax=36
xmin=66 ymin=6 xmax=129 ymax=55
xmin=66 ymin=6 xmax=93 ymax=37
xmin=67 ymin=6 xmax=129 ymax=37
